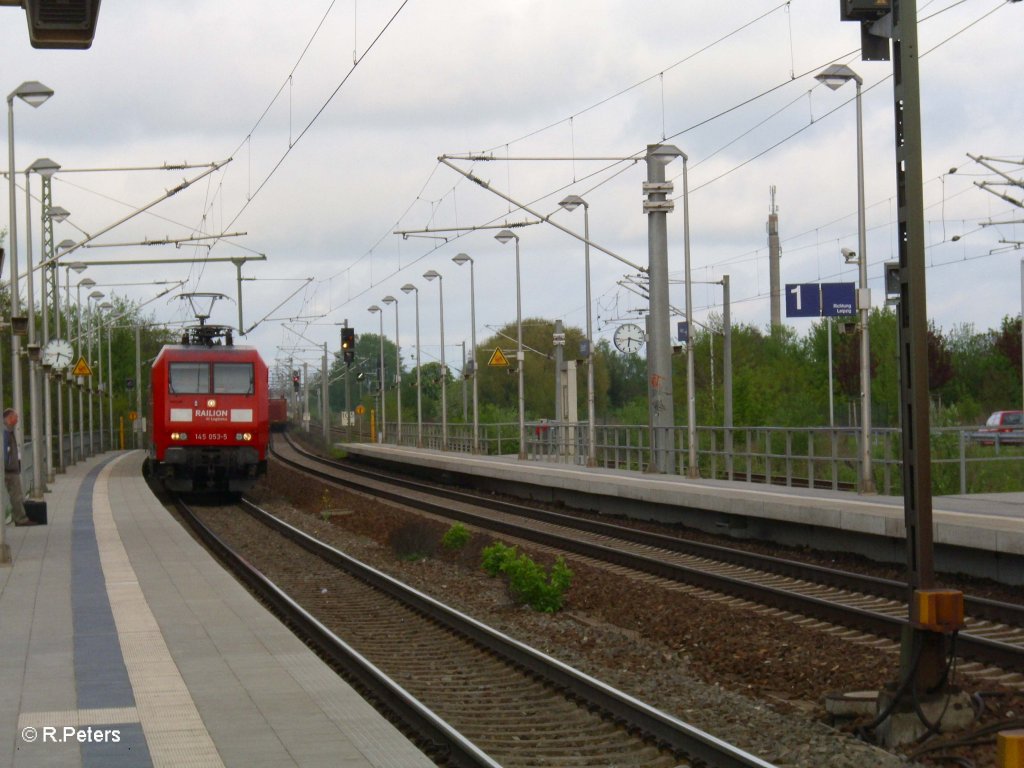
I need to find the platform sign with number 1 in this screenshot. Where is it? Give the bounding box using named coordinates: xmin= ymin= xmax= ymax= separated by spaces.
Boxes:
xmin=786 ymin=282 xmax=856 ymax=318
xmin=785 ymin=283 xmax=821 ymax=318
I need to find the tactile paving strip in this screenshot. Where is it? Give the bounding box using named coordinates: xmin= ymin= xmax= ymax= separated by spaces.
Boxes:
xmin=92 ymin=458 xmax=225 ymax=768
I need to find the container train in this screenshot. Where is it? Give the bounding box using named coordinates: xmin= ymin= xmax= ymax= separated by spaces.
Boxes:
xmin=146 ymin=324 xmax=270 ymax=493
xmin=268 ymin=396 xmax=288 ymax=432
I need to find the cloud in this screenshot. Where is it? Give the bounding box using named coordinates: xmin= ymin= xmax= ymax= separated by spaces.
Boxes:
xmin=1 ymin=0 xmax=1021 ymax=369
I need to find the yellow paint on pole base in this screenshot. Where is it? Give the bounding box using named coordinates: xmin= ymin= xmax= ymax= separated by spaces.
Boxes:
xmin=913 ymin=589 xmax=965 ymax=633
xmin=998 ymin=730 xmax=1024 ymax=767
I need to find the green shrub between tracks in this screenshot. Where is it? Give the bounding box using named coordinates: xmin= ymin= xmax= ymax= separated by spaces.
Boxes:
xmin=481 ymin=541 xmax=573 ymax=613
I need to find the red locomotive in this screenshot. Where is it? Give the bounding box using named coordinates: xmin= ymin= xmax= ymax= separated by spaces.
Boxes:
xmin=147 ymin=322 xmax=269 ymax=493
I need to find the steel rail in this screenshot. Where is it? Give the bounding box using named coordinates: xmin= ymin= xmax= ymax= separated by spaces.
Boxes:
xmin=232 ymin=495 xmax=778 ymax=768
xmin=172 ymin=496 xmax=501 ymax=768
xmin=282 ymin=434 xmax=1024 ymax=627
xmin=273 ymin=436 xmax=1024 ymax=671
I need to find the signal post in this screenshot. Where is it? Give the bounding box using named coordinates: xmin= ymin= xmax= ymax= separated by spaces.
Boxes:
xmin=841 ymin=0 xmax=967 ymax=745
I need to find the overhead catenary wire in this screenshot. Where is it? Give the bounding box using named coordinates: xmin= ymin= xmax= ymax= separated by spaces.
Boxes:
xmin=220 ymin=0 xmax=412 ymax=235
xmin=291 ymin=2 xmax=802 ymax=323
xmin=145 ymin=0 xmax=413 ymax=337
xmin=50 ymin=175 xmax=266 ymax=259
xmin=481 ymin=1 xmax=792 ymax=154
xmin=350 ymin=0 xmax=1012 ymax=327
xmin=227 ymin=0 xmax=341 ymax=161
xmin=201 ymin=0 xmax=1016 ymax=346
xmin=38 ymin=161 xmax=231 ymax=271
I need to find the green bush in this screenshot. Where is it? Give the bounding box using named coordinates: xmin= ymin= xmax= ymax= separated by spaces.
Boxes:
xmin=441 ymin=523 xmax=471 ymax=551
xmin=480 ymin=542 xmax=573 ymax=613
xmin=481 ymin=541 xmax=517 ymax=576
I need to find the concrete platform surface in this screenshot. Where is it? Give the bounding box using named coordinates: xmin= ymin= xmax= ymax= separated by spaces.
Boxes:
xmin=340 ymin=442 xmax=1024 ymax=559
xmin=0 ymin=450 xmax=435 ymax=768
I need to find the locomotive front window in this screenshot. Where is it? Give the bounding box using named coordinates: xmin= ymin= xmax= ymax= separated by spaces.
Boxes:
xmin=169 ymin=363 xmax=210 ymax=394
xmin=214 ymin=363 xmax=254 ymax=394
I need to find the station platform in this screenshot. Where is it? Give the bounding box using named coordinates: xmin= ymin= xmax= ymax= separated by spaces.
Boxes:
xmin=0 ymin=451 xmax=435 ymax=768
xmin=339 ymin=442 xmax=1024 ymax=584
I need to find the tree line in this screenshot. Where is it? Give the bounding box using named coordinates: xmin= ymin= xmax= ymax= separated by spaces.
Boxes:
xmin=318 ymin=309 xmax=1023 ymax=429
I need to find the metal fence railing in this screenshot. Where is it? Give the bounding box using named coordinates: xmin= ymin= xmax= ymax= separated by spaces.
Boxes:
xmin=312 ymin=418 xmax=1024 ymax=497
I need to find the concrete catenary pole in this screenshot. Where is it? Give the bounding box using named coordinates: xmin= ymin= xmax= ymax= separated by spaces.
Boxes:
xmin=643 ymin=144 xmax=683 ymax=474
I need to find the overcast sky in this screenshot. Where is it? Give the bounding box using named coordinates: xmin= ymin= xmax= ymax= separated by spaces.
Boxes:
xmin=2 ymin=0 xmax=1023 ymax=383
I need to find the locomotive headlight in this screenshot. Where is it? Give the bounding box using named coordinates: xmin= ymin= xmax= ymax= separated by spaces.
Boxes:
xmin=171 ymin=432 xmax=188 ymax=441
xmin=206 ymin=398 xmax=217 ymax=408
xmin=236 ymin=432 xmax=253 ymax=441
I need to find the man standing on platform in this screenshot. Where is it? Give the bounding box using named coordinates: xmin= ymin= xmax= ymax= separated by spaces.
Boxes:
xmin=4 ymin=409 xmax=37 ymax=527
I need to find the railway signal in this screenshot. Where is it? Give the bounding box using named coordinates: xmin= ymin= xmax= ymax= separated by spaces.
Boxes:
xmin=341 ymin=327 xmax=356 ymax=365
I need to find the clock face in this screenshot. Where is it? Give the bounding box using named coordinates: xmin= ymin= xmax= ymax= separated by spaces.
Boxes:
xmin=42 ymin=339 xmax=75 ymax=369
xmin=613 ymin=323 xmax=646 ymax=354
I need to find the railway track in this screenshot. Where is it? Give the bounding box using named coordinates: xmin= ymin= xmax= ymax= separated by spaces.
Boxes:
xmin=175 ymin=494 xmax=776 ymax=768
xmin=273 ymin=434 xmax=1024 ymax=681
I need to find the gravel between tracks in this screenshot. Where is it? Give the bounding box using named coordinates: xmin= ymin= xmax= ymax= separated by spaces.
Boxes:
xmin=245 ymin=461 xmax=948 ymax=768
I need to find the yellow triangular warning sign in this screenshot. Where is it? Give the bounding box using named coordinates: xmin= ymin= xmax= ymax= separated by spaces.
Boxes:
xmin=72 ymin=356 xmax=93 ymax=377
xmin=487 ymin=347 xmax=509 ymax=367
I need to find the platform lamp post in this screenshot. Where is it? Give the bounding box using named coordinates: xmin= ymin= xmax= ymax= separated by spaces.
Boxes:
xmin=381 ymin=295 xmax=402 ymax=446
xmin=51 ymin=238 xmax=77 ymax=470
xmin=816 ymin=63 xmax=874 ymax=494
xmin=100 ymin=301 xmax=114 ymax=449
xmin=7 ymin=81 xmax=53 ymax=457
xmin=423 ymin=270 xmax=447 ymax=451
xmin=75 ymin=277 xmax=94 ymax=458
xmin=494 ymin=229 xmax=526 ymax=459
xmin=43 ymin=208 xmax=69 ymax=476
xmin=64 ymin=258 xmax=86 ymax=463
xmin=33 ymin=167 xmax=65 ymax=483
xmin=134 ymin=324 xmax=143 ymax=450
xmin=557 ymin=196 xmax=597 ymax=467
xmin=368 ymin=305 xmax=385 ymax=443
xmin=93 ymin=293 xmax=110 ymax=452
xmin=24 ymin=157 xmax=60 ymax=497
xmin=44 ymin=208 xmax=69 ymax=336
xmin=451 ymin=253 xmax=479 ymax=454
xmin=321 ymin=342 xmax=329 ymax=446
xmin=86 ymin=289 xmax=104 ymax=455
xmin=400 ymin=283 xmax=423 ymax=447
